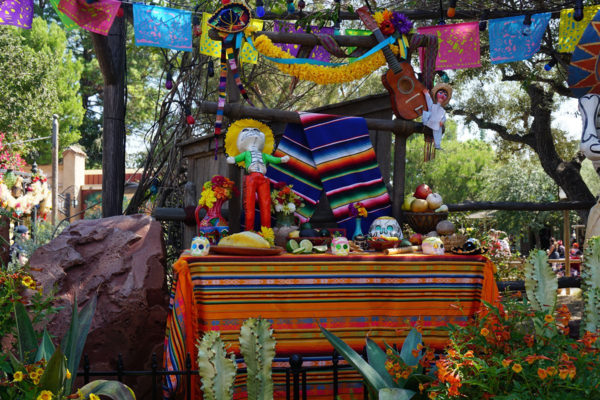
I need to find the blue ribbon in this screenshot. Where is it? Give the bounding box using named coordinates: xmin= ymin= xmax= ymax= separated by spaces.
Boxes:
xmin=246 ymin=35 xmax=397 ymax=67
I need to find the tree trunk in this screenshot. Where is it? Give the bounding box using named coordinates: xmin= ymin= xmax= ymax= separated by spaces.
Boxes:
xmin=91 ymin=17 xmax=127 ymax=217
xmin=525 ymin=84 xmax=595 ymax=222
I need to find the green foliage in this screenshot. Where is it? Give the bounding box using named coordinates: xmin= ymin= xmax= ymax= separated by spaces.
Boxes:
xmin=239 ymin=317 xmax=276 ymax=400
xmin=524 ymin=250 xmax=557 ymax=312
xmin=582 ymin=236 xmax=600 ymax=334
xmin=0 ymin=19 xmax=84 ymax=164
xmin=197 ymin=331 xmax=237 ymax=400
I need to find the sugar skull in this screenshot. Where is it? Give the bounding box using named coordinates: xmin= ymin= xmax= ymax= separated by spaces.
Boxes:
xmin=369 ymin=216 xmax=403 ymax=239
xmin=422 ymin=237 xmax=444 ymax=255
xmin=190 ymin=236 xmax=210 ymax=256
xmin=331 ymin=237 xmax=350 ymax=256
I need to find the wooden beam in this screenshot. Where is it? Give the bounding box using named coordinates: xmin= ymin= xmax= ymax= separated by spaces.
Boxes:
xmin=258 ymin=9 xmax=561 ymax=22
xmin=498 ymin=276 xmax=581 ymax=292
xmin=447 ymin=201 xmax=596 ymax=212
xmin=199 ymin=101 xmax=422 ymax=137
xmin=209 ymin=29 xmax=379 ymax=48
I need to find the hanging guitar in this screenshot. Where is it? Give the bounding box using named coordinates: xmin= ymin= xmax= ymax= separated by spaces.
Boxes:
xmin=356 ymin=6 xmax=428 ymax=121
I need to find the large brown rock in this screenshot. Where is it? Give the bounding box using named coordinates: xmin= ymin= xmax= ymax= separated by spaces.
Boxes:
xmin=30 ymin=214 xmax=168 ymax=399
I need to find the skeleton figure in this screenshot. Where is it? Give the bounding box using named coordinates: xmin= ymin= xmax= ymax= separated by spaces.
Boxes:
xmin=227 ymin=127 xmax=290 ymax=230
xmin=190 ymin=236 xmax=210 ymax=256
xmin=369 ymin=216 xmax=403 ymax=239
xmin=422 ymin=237 xmax=445 ymax=255
xmin=579 ymin=94 xmax=600 ymax=173
xmin=331 ymin=237 xmax=350 ymax=256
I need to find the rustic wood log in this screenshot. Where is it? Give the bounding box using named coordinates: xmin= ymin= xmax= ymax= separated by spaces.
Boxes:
xmin=183 ymin=182 xmax=197 ymax=247
xmin=209 ymin=29 xmax=380 ymax=48
xmin=498 ymin=276 xmax=581 ymax=292
xmin=447 ymin=201 xmax=596 ymax=212
xmin=198 ymin=101 xmax=422 ymax=137
xmin=91 ymin=18 xmax=127 ymax=217
xmin=392 ymin=135 xmax=407 ymax=223
xmin=258 ymin=9 xmax=561 ymax=22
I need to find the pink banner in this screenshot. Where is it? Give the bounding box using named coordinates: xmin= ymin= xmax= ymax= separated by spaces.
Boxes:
xmin=418 ymin=22 xmax=481 ymax=71
xmin=58 ymin=0 xmax=120 ymax=36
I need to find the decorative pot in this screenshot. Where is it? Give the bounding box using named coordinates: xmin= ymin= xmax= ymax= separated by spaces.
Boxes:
xmin=273 ymin=212 xmax=298 ymax=247
xmin=352 ymin=217 xmax=363 ymax=240
xmin=195 ymin=198 xmax=229 ymax=245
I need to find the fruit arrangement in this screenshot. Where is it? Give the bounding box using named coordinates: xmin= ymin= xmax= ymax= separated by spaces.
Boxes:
xmin=401 ymin=184 xmax=448 ymax=213
xmin=288 ymin=222 xmax=335 ymax=246
xmin=286 ymin=239 xmax=328 ymax=254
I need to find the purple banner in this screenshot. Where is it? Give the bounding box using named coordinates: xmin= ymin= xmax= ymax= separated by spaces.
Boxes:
xmin=274 ymin=21 xmax=334 ymax=62
xmin=0 ymin=0 xmax=34 ymax=29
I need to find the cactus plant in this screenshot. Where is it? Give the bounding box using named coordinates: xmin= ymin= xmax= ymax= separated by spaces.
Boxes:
xmin=524 ymin=249 xmax=558 ymax=312
xmin=239 ymin=317 xmax=276 ymax=400
xmin=582 ymin=236 xmax=600 ymax=334
xmin=197 ymin=331 xmax=237 ymax=400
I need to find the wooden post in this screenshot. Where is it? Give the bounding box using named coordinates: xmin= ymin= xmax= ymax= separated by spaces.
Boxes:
xmin=91 ymin=16 xmax=127 ymax=218
xmin=183 ymin=182 xmax=196 ymax=249
xmin=51 ymin=115 xmax=59 ymax=226
xmin=226 ymin=47 xmax=242 ymax=234
xmin=564 ymin=209 xmax=571 ymax=295
xmin=392 ymin=135 xmax=407 ymax=223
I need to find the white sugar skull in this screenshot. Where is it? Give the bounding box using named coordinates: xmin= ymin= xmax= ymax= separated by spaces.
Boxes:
xmin=331 ymin=237 xmax=350 ymax=256
xmin=190 ymin=236 xmax=210 ymax=256
xmin=422 ymin=237 xmax=444 ymax=255
xmin=369 ymin=216 xmax=403 ymax=239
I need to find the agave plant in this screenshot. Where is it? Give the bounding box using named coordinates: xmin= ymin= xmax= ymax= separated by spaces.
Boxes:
xmin=524 ymin=249 xmax=558 ymax=312
xmin=319 ymin=324 xmax=433 ymax=400
xmin=582 ymin=236 xmax=600 ymax=335
xmin=1 ymin=295 xmax=135 ymax=400
xmin=197 ymin=331 xmax=237 ymax=400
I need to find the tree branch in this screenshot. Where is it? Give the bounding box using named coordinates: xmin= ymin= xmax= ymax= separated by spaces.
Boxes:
xmin=452 ymin=109 xmax=536 ymax=147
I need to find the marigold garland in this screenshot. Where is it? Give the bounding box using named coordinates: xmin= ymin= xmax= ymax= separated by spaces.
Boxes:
xmin=252 ymin=34 xmax=401 ymax=85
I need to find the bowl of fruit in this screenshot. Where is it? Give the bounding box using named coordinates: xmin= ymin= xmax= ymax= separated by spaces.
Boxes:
xmin=288 ymin=223 xmax=335 ymax=246
xmin=402 ymin=184 xmax=449 ymax=234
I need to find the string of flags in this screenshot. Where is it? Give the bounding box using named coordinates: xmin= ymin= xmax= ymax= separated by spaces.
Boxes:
xmin=2 ymin=0 xmax=600 ymax=69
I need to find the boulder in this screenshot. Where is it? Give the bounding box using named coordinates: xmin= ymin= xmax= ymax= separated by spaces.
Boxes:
xmin=30 ymin=214 xmax=168 ymax=399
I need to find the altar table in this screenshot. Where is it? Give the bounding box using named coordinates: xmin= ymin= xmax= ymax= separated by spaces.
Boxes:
xmin=163 ymin=252 xmax=499 ymax=399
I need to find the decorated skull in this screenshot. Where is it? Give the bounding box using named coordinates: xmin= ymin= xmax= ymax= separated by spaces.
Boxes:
xmin=422 ymin=237 xmax=445 ymax=255
xmin=331 ymin=237 xmax=350 ymax=256
xmin=368 ymin=216 xmax=403 ymax=239
xmin=190 ymin=236 xmax=210 ymax=256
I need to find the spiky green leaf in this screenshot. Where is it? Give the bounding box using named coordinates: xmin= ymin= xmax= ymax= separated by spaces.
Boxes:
xmin=14 ymin=301 xmax=37 ymax=364
xmin=524 ymin=250 xmax=557 ymax=311
xmin=38 ymin=345 xmax=66 ymax=395
xmin=400 ymin=328 xmax=423 ymax=368
xmin=256 ymin=318 xmax=276 ymax=400
xmin=365 ymin=338 xmax=398 ymax=388
xmin=35 ymin=329 xmax=56 ymax=363
xmin=378 ymin=388 xmax=415 ymax=399
xmin=239 ymin=317 xmax=260 ymax=400
xmin=64 ymin=294 xmax=97 ymax=394
xmin=78 ymin=380 xmax=136 ymax=399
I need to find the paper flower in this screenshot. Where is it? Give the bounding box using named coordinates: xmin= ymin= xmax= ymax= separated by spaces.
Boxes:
xmin=392 ymin=12 xmax=413 ymax=35
xmin=380 ymin=20 xmax=395 ymax=35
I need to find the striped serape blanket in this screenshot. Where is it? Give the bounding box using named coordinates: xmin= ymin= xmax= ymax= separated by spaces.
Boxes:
xmin=266 ymin=113 xmax=392 ymax=233
xmin=163 ymin=252 xmax=499 ymax=399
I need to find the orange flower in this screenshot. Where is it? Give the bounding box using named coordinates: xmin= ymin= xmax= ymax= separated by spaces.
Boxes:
xmin=547 ymin=366 xmax=557 ymax=376
xmin=412 ymin=349 xmax=419 ymax=358
xmin=464 ymin=350 xmax=474 ymax=358
xmin=544 ymin=314 xmax=555 ymax=323
xmin=559 ymin=368 xmax=569 ymax=380
xmin=502 ymin=359 xmax=512 ymax=368
xmin=480 ymin=328 xmax=490 ymax=337
xmin=401 ymin=370 xmax=410 ymax=379
xmin=512 ymin=363 xmax=523 ymax=373
xmin=538 ymin=368 xmax=548 ymax=380
xmin=394 ymin=363 xmax=401 ymax=371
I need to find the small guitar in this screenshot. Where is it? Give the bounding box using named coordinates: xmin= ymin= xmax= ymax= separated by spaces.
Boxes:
xmin=356 ymin=6 xmax=428 ymax=121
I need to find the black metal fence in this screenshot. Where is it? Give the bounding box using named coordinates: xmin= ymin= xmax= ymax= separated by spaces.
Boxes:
xmin=80 ymin=351 xmax=370 ymax=400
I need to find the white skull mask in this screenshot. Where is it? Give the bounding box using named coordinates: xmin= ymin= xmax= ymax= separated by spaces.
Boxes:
xmin=579 ymin=94 xmax=600 ymax=162
xmin=237 ymin=127 xmax=266 ymax=153
xmin=369 ymin=217 xmax=403 ymax=239
xmin=331 ymin=237 xmax=350 ymax=256
xmin=191 ymin=236 xmax=210 ymax=256
xmin=422 ymin=237 xmax=445 ymax=255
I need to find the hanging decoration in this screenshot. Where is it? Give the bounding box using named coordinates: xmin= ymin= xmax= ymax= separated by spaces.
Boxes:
xmin=423 ymin=83 xmax=452 ymax=161
xmin=568 ymin=11 xmax=600 ymax=98
xmin=249 ymin=34 xmax=401 ymax=84
xmin=345 ymin=29 xmax=372 ymax=61
xmin=417 ymin=22 xmax=480 ymax=70
xmin=274 ymin=21 xmax=335 ymax=62
xmin=488 ymin=13 xmax=551 ymax=64
xmin=199 ymin=12 xmax=263 ymax=64
xmin=0 ymin=175 xmax=52 ymax=217
xmin=58 ymin=0 xmax=121 ymax=36
xmin=49 ymin=0 xmax=78 ymax=30
xmin=558 ymin=5 xmax=600 ymax=53
xmin=132 ymin=4 xmax=192 ymax=52
xmin=0 ymin=0 xmax=34 ymax=29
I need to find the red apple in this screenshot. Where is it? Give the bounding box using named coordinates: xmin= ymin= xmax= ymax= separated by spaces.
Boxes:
xmin=415 ymin=184 xmax=432 ymax=199
xmin=409 ymin=233 xmax=423 ymax=245
xmin=410 ymin=199 xmax=429 ymax=213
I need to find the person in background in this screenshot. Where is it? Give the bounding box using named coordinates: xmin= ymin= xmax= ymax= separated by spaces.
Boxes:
xmin=489 ymin=229 xmax=511 ymax=256
xmin=548 ymin=237 xmax=560 ymax=273
xmin=570 ymin=243 xmax=583 ymax=259
xmin=10 ymin=225 xmax=29 ymax=267
xmin=557 ymin=240 xmax=566 ymax=259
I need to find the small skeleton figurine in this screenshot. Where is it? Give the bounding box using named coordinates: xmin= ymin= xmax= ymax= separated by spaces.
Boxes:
xmin=422 ymin=84 xmax=452 ymax=150
xmin=225 ymin=120 xmax=289 ymax=230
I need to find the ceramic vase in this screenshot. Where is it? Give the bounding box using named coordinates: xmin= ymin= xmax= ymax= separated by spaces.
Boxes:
xmin=352 ymin=217 xmax=363 ymax=240
xmin=196 ymin=198 xmax=229 ymax=245
xmin=273 ymin=212 xmax=298 ymax=247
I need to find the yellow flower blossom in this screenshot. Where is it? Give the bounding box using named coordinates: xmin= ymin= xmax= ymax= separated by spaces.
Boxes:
xmin=90 ymin=394 xmax=100 ymax=400
xmin=35 ymin=368 xmax=44 ymax=375
xmin=373 ymin=12 xmax=384 ymax=25
xmin=544 ymin=314 xmax=554 ymax=323
xmin=502 ymin=359 xmax=512 ymax=368
xmin=12 ymin=371 xmax=24 ymax=382
xmin=512 ymin=363 xmax=523 ymax=373
xmin=29 ymin=371 xmax=39 ymax=380
xmin=480 ymin=328 xmax=489 ymax=337
xmin=22 ymin=276 xmax=34 ymax=287
xmin=66 ymin=369 xmax=71 ymax=379
xmin=199 ymin=188 xmax=217 ymax=209
xmin=37 ymin=390 xmax=53 ymax=400
xmin=260 ymin=226 xmax=275 ymax=246
xmin=386 ymin=348 xmax=393 ymax=356
xmin=252 ymin=35 xmax=401 ymax=85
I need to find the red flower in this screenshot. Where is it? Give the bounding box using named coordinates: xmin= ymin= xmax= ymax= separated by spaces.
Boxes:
xmin=380 ymin=20 xmax=395 ymax=35
xmin=274 ymin=181 xmax=286 ymax=190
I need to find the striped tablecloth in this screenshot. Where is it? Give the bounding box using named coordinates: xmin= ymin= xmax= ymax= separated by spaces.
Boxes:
xmin=163 ymin=252 xmax=499 ymax=399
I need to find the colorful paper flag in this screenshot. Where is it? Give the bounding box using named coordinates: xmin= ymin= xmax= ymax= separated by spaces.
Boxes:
xmin=199 ymin=13 xmax=263 ymax=64
xmin=58 ymin=0 xmax=121 ymax=36
xmin=417 ymin=22 xmax=480 ymax=70
xmin=0 ymin=0 xmax=34 ymax=29
xmin=274 ymin=21 xmax=334 ymax=62
xmin=49 ymin=0 xmax=77 ymax=31
xmin=489 ymin=13 xmax=551 ymax=64
xmin=558 ymin=6 xmax=600 ymax=53
xmin=346 ymin=29 xmax=371 ymax=61
xmin=133 ymin=4 xmax=192 ymax=52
